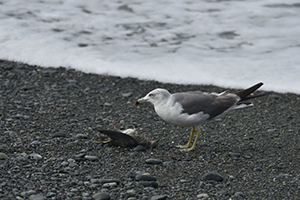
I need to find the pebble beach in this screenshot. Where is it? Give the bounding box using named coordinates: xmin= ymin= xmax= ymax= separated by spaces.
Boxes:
xmin=0 ymin=60 xmax=299 ymax=200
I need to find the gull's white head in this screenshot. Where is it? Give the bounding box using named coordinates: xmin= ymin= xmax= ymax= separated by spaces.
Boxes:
xmin=135 ymin=88 xmax=171 ymax=106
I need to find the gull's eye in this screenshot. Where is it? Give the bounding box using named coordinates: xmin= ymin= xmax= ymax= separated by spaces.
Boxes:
xmin=149 ymin=93 xmax=154 ymax=97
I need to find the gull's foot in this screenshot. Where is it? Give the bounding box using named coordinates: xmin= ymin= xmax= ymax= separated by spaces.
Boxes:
xmin=179 ymin=147 xmax=195 ymax=152
xmin=176 ymin=144 xmax=190 ymax=149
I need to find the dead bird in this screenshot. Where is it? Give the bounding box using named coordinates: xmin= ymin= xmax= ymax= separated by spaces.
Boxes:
xmin=95 ymin=128 xmax=158 ymax=149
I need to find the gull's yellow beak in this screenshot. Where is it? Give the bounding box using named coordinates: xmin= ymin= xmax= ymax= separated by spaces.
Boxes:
xmin=134 ymin=97 xmax=146 ymax=106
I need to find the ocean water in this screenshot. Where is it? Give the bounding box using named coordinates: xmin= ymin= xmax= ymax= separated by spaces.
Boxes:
xmin=0 ymin=0 xmax=300 ymax=94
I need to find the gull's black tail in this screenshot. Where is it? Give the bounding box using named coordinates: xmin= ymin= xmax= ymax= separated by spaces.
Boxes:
xmin=235 ymin=82 xmax=265 ymax=101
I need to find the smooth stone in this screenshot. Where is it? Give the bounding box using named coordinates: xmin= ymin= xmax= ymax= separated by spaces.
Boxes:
xmin=126 ymin=189 xmax=136 ymax=196
xmin=67 ymin=158 xmax=76 ymax=163
xmin=122 ymin=92 xmax=132 ymax=97
xmin=99 ymin=179 xmax=120 ymax=185
xmin=150 ymin=195 xmax=168 ymax=200
xmin=135 ymin=174 xmax=157 ymax=181
xmin=92 ymin=192 xmax=111 ymax=200
xmin=28 ymin=194 xmax=46 ymax=200
xmin=27 ymin=190 xmax=37 ymax=195
xmin=91 ymin=179 xmax=100 ymax=184
xmin=30 ymin=141 xmax=41 ymax=145
xmin=179 ymin=179 xmax=189 ymax=183
xmin=104 ymin=103 xmax=112 ymax=107
xmin=275 ymin=173 xmax=290 ymax=179
xmin=162 ymin=161 xmax=175 ymax=166
xmin=102 ymin=182 xmax=117 ymax=188
xmin=84 ymin=155 xmax=99 ymax=161
xmin=254 ymin=167 xmax=263 ymax=172
xmin=138 ymin=181 xmax=158 ymax=188
xmin=68 ymin=79 xmax=78 ymax=83
xmin=46 ymin=192 xmax=56 ymax=198
xmin=70 ymin=188 xmax=78 ymax=192
xmin=0 ymin=152 xmax=8 ymax=160
xmin=201 ymin=172 xmax=224 ymax=182
xmin=197 ymin=193 xmax=209 ymax=199
xmin=76 ymin=134 xmax=88 ymax=139
xmin=61 ymin=161 xmax=69 ymax=166
xmin=133 ymin=145 xmax=146 ymax=152
xmin=75 ymin=153 xmax=86 ymax=158
xmin=29 ymin=153 xmax=43 ymax=160
xmin=228 ymin=152 xmax=241 ymax=158
xmin=234 ymin=192 xmax=245 ymax=197
xmin=52 ymin=132 xmax=66 ymax=138
xmin=217 ymin=190 xmax=229 ymax=196
xmin=145 ymin=158 xmax=162 ymax=165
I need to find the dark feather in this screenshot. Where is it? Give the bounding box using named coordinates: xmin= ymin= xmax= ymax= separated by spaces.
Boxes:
xmin=99 ymin=130 xmax=139 ymax=148
xmin=235 ymin=82 xmax=264 ymax=101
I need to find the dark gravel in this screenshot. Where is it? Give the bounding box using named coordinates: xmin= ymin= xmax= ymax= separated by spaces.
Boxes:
xmin=0 ymin=60 xmax=299 ymax=200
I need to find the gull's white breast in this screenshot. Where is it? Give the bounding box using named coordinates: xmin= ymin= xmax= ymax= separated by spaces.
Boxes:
xmin=154 ymin=96 xmax=210 ymax=127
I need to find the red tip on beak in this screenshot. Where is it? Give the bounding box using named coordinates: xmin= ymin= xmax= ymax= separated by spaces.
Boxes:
xmin=134 ymin=101 xmax=139 ymax=106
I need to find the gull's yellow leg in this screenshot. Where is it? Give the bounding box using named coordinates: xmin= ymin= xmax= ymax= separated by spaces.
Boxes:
xmin=186 ymin=130 xmax=200 ymax=151
xmin=176 ymin=127 xmax=195 ymax=149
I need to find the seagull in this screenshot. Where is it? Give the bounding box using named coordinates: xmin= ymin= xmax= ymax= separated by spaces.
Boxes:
xmin=134 ymin=82 xmax=264 ymax=151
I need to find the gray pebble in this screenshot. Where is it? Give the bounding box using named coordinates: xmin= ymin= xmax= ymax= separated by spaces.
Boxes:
xmin=126 ymin=189 xmax=136 ymax=196
xmin=275 ymin=173 xmax=290 ymax=179
xmin=28 ymin=194 xmax=45 ymax=200
xmin=29 ymin=153 xmax=43 ymax=160
xmin=125 ymin=171 xmax=138 ymax=179
xmin=30 ymin=141 xmax=41 ymax=145
xmin=67 ymin=158 xmax=76 ymax=163
xmin=75 ymin=153 xmax=86 ymax=158
xmin=138 ymin=181 xmax=158 ymax=188
xmin=102 ymin=182 xmax=117 ymax=188
xmin=254 ymin=167 xmax=263 ymax=172
xmin=76 ymin=134 xmax=88 ymax=139
xmin=0 ymin=152 xmax=8 ymax=160
xmin=150 ymin=195 xmax=168 ymax=200
xmin=92 ymin=192 xmax=111 ymax=200
xmin=99 ymin=178 xmax=120 ymax=185
xmin=122 ymin=92 xmax=132 ymax=97
xmin=27 ymin=190 xmax=37 ymax=195
xmin=84 ymin=155 xmax=99 ymax=161
xmin=197 ymin=193 xmax=209 ymax=199
xmin=5 ymin=131 xmax=17 ymax=137
xmin=234 ymin=191 xmax=245 ymax=197
xmin=201 ymin=171 xmax=224 ymax=182
xmin=133 ymin=145 xmax=146 ymax=152
xmin=228 ymin=152 xmax=241 ymax=158
xmin=61 ymin=161 xmax=69 ymax=166
xmin=46 ymin=192 xmax=56 ymax=198
xmin=104 ymin=102 xmax=112 ymax=107
xmin=135 ymin=174 xmax=157 ymax=181
xmin=91 ymin=179 xmax=100 ymax=184
xmin=145 ymin=158 xmax=162 ymax=164
xmin=216 ymin=190 xmax=229 ymax=196
xmin=52 ymin=132 xmax=66 ymax=138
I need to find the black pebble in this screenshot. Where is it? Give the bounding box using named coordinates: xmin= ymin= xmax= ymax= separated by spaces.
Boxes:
xmin=138 ymin=181 xmax=158 ymax=188
xmin=52 ymin=132 xmax=67 ymax=138
xmin=201 ymin=171 xmax=224 ymax=182
xmin=135 ymin=174 xmax=157 ymax=181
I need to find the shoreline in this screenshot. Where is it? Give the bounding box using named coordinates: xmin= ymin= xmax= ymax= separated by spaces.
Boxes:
xmin=0 ymin=60 xmax=299 ymax=199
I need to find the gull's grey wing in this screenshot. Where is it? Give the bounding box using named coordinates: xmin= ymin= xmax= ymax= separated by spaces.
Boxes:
xmin=173 ymin=91 xmax=239 ymax=119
